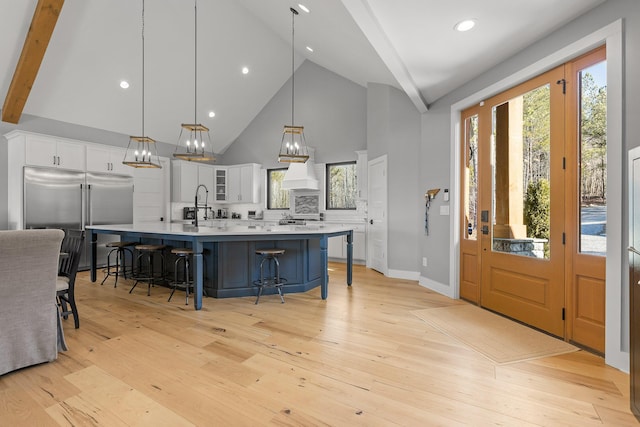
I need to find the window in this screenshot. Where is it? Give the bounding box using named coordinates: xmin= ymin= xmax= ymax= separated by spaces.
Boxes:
xmin=326 ymin=161 xmax=357 ymax=210
xmin=267 ymin=168 xmax=289 ymax=210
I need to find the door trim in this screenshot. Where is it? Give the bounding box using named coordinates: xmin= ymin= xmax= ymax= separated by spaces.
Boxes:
xmin=447 ymin=20 xmax=625 ymax=370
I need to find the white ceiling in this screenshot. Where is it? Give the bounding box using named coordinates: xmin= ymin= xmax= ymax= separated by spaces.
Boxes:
xmin=0 ymin=0 xmax=605 ymax=153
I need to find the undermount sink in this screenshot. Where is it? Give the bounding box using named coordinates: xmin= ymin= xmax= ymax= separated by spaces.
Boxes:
xmin=279 ymin=219 xmax=306 ymax=225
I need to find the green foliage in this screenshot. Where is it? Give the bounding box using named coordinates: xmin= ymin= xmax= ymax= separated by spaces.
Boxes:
xmin=524 ymin=178 xmax=550 ymax=241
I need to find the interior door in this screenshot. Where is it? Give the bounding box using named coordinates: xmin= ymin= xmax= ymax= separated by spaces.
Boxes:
xmin=629 ymin=145 xmax=640 ymax=420
xmin=367 ymin=155 xmax=387 ymax=274
xmin=479 ymin=66 xmax=566 ymax=337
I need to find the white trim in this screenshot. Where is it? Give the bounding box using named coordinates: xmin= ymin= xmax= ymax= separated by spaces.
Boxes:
xmin=449 ymin=20 xmax=625 ymax=370
xmin=388 ymin=269 xmax=420 ymax=281
xmin=341 ymin=0 xmax=428 ymax=113
xmin=418 ymin=276 xmax=454 ymax=298
xmin=605 ymin=22 xmax=625 ymax=372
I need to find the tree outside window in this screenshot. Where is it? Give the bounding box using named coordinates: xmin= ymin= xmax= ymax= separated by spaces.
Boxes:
xmin=268 ymin=168 xmax=289 ymax=209
xmin=326 ymin=161 xmax=357 ymax=210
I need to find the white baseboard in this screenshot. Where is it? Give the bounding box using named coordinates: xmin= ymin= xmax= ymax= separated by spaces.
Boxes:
xmin=387 ymin=269 xmax=420 ymax=281
xmin=418 ymin=275 xmax=455 ymax=299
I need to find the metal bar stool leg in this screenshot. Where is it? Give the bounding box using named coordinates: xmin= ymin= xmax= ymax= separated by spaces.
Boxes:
xmin=273 ymin=256 xmax=284 ymax=303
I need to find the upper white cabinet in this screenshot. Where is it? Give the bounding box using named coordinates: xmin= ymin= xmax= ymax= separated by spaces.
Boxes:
xmin=172 ymin=161 xmax=216 ymax=203
xmin=356 ymin=150 xmax=368 ymax=200
xmin=198 ymin=165 xmax=215 ymax=202
xmin=227 ymin=163 xmax=260 ymax=203
xmin=214 ymin=167 xmax=227 ymax=202
xmin=86 ymin=146 xmax=131 ymax=175
xmin=25 ymin=134 xmax=85 ymax=171
xmin=172 ymin=161 xmax=198 ymax=203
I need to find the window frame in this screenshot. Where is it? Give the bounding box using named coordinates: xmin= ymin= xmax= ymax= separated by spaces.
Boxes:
xmin=267 ymin=167 xmax=289 ymax=210
xmin=325 ymin=160 xmax=357 ymax=211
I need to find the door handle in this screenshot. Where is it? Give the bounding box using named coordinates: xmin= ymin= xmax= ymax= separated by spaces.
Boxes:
xmin=87 ymin=184 xmax=92 ymax=227
xmin=369 ymin=219 xmax=373 ymax=225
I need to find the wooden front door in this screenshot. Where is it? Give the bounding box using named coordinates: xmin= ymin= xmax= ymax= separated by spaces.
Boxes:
xmin=479 ymin=66 xmax=567 ymax=337
xmin=459 ymin=47 xmax=607 ymax=347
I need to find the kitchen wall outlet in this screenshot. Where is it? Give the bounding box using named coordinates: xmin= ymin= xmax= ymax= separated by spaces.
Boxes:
xmin=440 ymin=205 xmax=450 ymax=215
xmin=422 ymin=257 xmax=427 ymax=267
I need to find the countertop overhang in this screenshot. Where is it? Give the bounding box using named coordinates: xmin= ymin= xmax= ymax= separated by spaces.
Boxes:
xmin=87 ymin=222 xmax=354 ymax=237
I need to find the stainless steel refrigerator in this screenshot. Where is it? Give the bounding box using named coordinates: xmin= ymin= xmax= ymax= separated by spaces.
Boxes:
xmin=24 ymin=166 xmax=134 ymax=270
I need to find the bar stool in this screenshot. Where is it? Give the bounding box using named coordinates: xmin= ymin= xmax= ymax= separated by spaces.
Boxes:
xmin=101 ymin=241 xmax=136 ymax=287
xmin=253 ymin=248 xmax=286 ymax=304
xmin=130 ymin=244 xmax=167 ymax=296
xmin=168 ymin=247 xmax=194 ymax=305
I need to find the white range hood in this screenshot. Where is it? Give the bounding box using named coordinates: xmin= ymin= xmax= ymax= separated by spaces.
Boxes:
xmin=282 ymin=147 xmax=319 ymax=190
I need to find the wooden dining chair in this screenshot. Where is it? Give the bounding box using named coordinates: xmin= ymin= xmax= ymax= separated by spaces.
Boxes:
xmin=57 ymin=229 xmax=85 ymax=329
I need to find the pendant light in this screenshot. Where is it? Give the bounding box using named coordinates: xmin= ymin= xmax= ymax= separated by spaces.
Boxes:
xmin=123 ymin=0 xmax=162 ymax=169
xmin=173 ymin=0 xmax=215 ymax=162
xmin=278 ymin=7 xmax=309 ymax=163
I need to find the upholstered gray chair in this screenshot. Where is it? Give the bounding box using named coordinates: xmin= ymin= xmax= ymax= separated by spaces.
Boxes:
xmin=0 ymin=229 xmax=64 ymax=376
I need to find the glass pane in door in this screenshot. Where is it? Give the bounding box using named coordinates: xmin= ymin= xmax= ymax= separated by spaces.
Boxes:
xmin=579 ymin=60 xmax=607 ymax=255
xmin=492 ymin=84 xmax=551 ymax=259
xmin=464 ymin=115 xmax=479 ymax=240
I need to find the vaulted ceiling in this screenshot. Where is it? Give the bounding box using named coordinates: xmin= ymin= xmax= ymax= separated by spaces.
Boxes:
xmin=1 ymin=0 xmax=605 ymax=153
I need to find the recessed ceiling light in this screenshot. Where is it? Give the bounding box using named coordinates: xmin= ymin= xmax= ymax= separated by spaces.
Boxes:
xmin=119 ymin=80 xmax=130 ymax=89
xmin=298 ymin=4 xmax=310 ymax=13
xmin=306 ymin=46 xmax=314 ymax=52
xmin=242 ymin=66 xmax=249 ymax=75
xmin=208 ymin=111 xmax=216 ymax=118
xmin=454 ymin=19 xmax=476 ymax=32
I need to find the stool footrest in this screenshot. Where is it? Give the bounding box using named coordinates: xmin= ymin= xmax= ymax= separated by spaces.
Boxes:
xmin=253 ymin=278 xmax=287 ymax=287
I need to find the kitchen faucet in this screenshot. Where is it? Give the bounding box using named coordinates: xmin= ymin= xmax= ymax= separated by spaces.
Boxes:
xmin=194 ymin=184 xmax=209 ymax=227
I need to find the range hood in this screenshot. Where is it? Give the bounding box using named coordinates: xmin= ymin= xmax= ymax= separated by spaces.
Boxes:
xmin=282 ymin=147 xmax=319 ymax=190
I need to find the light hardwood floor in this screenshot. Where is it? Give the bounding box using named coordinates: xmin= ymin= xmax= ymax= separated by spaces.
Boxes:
xmin=1 ymin=264 xmax=637 ymax=426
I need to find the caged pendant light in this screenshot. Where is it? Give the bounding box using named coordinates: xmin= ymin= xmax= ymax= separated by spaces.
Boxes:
xmin=173 ymin=0 xmax=215 ymax=162
xmin=278 ymin=7 xmax=309 ymax=164
xmin=123 ymin=0 xmax=162 ymax=169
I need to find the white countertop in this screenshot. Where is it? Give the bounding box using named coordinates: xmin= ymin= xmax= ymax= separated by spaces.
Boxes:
xmin=87 ymin=222 xmax=354 ymax=237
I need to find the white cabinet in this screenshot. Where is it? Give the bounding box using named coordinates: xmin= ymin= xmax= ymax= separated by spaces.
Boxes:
xmin=172 ymin=161 xmax=198 ymax=202
xmin=172 ymin=161 xmax=216 ymax=203
xmin=86 ymin=145 xmax=130 ymax=175
xmin=214 ymin=168 xmax=227 ymax=202
xmin=25 ymin=134 xmax=85 ymax=171
xmin=356 ymin=150 xmax=368 ymax=200
xmin=198 ymin=165 xmax=215 ymax=200
xmin=227 ymin=163 xmax=260 ymax=203
xmin=326 ymin=222 xmax=366 ymax=261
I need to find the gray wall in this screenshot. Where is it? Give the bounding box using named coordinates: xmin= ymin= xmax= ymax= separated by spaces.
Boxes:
xmin=222 ymin=60 xmax=367 ymax=167
xmin=367 ymin=84 xmax=422 ymax=273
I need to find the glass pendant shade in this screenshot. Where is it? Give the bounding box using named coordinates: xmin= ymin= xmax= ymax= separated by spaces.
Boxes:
xmin=173 ymin=123 xmax=215 ymax=161
xmin=123 ymin=136 xmax=161 ymax=168
xmin=123 ymin=0 xmax=161 ymax=169
xmin=278 ymin=125 xmax=309 ymax=163
xmin=278 ymin=7 xmax=309 ymax=164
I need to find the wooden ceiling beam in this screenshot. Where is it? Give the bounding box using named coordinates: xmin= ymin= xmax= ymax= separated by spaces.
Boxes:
xmin=2 ymin=0 xmax=65 ymax=124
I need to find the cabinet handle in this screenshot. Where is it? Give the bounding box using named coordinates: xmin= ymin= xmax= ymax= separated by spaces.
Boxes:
xmin=53 ymin=155 xmax=56 ymax=165
xmin=57 ymin=156 xmax=61 ymax=165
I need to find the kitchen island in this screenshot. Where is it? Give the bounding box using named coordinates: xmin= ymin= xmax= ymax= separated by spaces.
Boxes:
xmin=87 ymin=222 xmax=354 ymax=310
